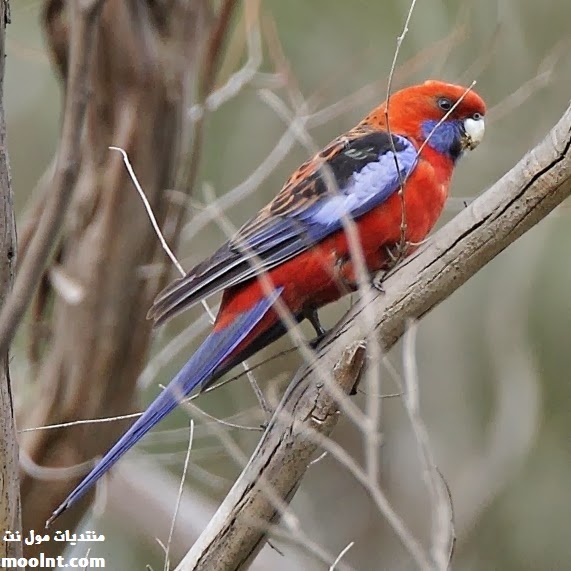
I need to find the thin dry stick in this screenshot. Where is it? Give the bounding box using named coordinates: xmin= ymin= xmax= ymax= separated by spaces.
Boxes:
xmin=306 ymin=23 xmax=466 ymax=130
xmin=18 ymin=412 xmax=143 ymax=434
xmin=251 ymin=522 xmax=353 ymax=571
xmin=115 ymin=145 xmax=272 ymax=417
xmin=201 ymin=186 xmax=272 ymax=419
xmin=111 ymin=147 xmax=185 ymax=276
xmin=261 ymin=526 xmax=354 ymax=571
xmin=164 ymin=420 xmax=195 ymax=571
xmin=176 ymin=0 xmax=257 ymax=262
xmin=180 ymin=401 xmax=299 ymax=534
xmin=315 ymin=430 xmax=430 ymax=569
xmin=384 ymin=0 xmax=418 ymax=252
xmin=19 ymin=447 xmax=94 ymax=481
xmin=362 ymin=0 xmax=420 ymax=486
xmin=182 ymin=106 xmax=315 ymax=245
xmin=189 ymin=0 xmax=263 ymax=121
xmin=187 ymin=408 xmax=262 ymax=433
xmin=329 ymin=541 xmax=355 ymax=571
xmin=402 ymin=320 xmax=454 ymax=570
xmin=262 ymin=30 xmax=386 ymax=484
xmin=0 ymin=0 xmax=104 ymax=355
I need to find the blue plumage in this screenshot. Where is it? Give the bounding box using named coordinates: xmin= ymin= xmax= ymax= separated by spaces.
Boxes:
xmin=236 ymin=135 xmax=417 ymax=256
xmin=421 ymin=119 xmax=464 ymax=160
xmin=50 ymin=132 xmax=418 ymax=525
xmin=48 ymin=287 xmax=283 ymax=526
xmin=301 ymin=138 xmax=417 ymax=230
xmin=150 ymin=130 xmax=420 ymax=324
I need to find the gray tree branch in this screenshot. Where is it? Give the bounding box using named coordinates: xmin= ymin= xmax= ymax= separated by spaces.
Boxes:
xmin=176 ymin=103 xmax=571 ymax=570
xmin=0 ymin=0 xmax=22 ymax=560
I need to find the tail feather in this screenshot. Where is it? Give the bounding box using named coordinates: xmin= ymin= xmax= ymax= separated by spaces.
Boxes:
xmin=47 ymin=287 xmax=283 ymax=526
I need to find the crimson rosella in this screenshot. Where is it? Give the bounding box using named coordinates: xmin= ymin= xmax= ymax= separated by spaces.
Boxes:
xmin=49 ymin=80 xmax=486 ymax=524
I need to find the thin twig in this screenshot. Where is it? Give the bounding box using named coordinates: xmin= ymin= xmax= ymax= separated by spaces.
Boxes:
xmin=164 ymin=420 xmax=195 ymax=571
xmin=111 ymin=146 xmax=185 ymax=276
xmin=19 ymin=448 xmax=95 ymax=481
xmin=258 ymin=84 xmax=387 ymax=487
xmin=360 ymin=0 xmax=419 ymax=485
xmin=202 ymin=184 xmax=273 ymax=418
xmin=115 ymin=145 xmax=273 ymax=418
xmin=384 ymin=0 xmax=418 ymax=253
xmin=329 ymin=541 xmax=355 ymax=571
xmin=18 ymin=412 xmax=143 ymax=433
xmin=189 ymin=0 xmax=263 ymax=121
xmin=315 ymin=431 xmax=431 ymax=569
xmin=403 ymin=320 xmax=454 ymax=570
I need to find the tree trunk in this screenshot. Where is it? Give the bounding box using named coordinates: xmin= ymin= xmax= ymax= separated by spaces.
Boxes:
xmin=18 ymin=0 xmax=209 ymax=561
xmin=0 ymin=0 xmax=23 ymax=560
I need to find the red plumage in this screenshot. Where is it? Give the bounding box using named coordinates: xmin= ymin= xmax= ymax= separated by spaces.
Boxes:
xmin=212 ymin=80 xmax=486 ymax=344
xmin=49 ymin=80 xmax=486 ymax=524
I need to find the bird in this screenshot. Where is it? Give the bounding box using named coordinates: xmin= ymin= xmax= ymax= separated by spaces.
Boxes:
xmin=48 ymin=80 xmax=486 ymax=525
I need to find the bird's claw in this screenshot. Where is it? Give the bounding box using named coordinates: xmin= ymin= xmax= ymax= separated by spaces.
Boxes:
xmin=372 ymin=271 xmax=386 ymax=292
xmin=373 ymin=242 xmax=408 ymax=292
xmin=309 ymin=331 xmax=328 ymax=349
xmin=305 ymin=306 xmax=327 ymax=338
xmin=384 ymin=242 xmax=408 ymax=269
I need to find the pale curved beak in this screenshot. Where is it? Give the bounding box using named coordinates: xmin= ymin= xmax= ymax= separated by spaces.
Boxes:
xmin=462 ymin=117 xmax=485 ymax=150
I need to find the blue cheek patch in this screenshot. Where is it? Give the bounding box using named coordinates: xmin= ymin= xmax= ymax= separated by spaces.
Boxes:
xmin=421 ymin=120 xmax=463 ymax=161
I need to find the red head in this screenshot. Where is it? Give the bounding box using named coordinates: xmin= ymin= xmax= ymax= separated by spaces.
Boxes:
xmin=362 ymin=80 xmax=486 ymax=161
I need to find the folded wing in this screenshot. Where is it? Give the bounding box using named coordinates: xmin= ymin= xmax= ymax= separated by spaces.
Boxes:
xmin=149 ymin=129 xmax=417 ymax=325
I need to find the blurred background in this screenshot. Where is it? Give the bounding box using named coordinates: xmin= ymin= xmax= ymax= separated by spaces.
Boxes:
xmin=7 ymin=0 xmax=571 ymax=569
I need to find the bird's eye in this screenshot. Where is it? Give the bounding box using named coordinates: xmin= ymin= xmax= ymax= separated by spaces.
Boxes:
xmin=437 ymin=97 xmax=453 ymax=111
xmin=472 ymin=112 xmax=483 ymax=120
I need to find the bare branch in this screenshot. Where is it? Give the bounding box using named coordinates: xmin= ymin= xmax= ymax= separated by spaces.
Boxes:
xmin=402 ymin=321 xmax=454 ymax=570
xmin=165 ymin=420 xmax=195 ymax=571
xmin=176 ymin=104 xmax=571 ymax=569
xmin=107 ymin=456 xmax=300 ymax=571
xmin=176 ymin=340 xmax=368 ymax=570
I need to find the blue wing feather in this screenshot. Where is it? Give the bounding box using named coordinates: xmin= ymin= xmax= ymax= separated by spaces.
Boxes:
xmin=149 ymin=131 xmax=417 ymax=324
xmin=48 ymin=287 xmax=283 ymax=525
xmin=237 ymin=135 xmax=417 ymax=255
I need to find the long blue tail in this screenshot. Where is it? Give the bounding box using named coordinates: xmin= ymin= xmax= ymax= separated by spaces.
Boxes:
xmin=47 ymin=288 xmax=282 ymax=526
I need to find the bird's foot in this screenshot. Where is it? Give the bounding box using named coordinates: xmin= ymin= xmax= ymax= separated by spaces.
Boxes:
xmin=305 ymin=306 xmax=327 ymax=338
xmin=309 ymin=331 xmax=328 ymax=349
xmin=372 ymin=270 xmax=387 ymax=292
xmin=372 ymin=242 xmax=409 ymax=292
xmin=384 ymin=241 xmax=409 ymax=270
